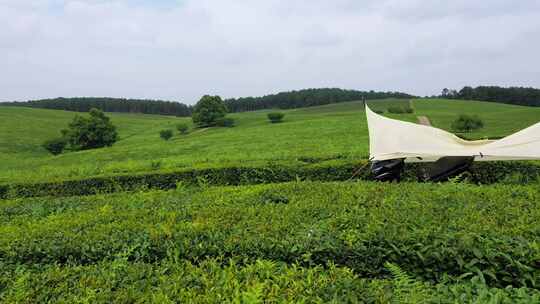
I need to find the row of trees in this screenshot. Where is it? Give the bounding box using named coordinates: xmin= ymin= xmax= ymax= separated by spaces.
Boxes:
xmin=441 ymin=86 xmax=540 ymax=107
xmin=2 ymin=97 xmax=193 ymax=116
xmin=2 ymin=88 xmax=414 ymax=116
xmin=224 ymin=88 xmax=414 ymax=112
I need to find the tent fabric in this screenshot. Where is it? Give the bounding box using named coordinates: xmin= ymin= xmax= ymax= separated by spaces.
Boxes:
xmin=366 ymin=105 xmax=540 ymax=163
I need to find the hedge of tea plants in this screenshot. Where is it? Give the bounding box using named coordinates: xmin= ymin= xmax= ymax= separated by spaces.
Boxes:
xmin=1 ymin=160 xmax=539 ymax=199
xmin=1 ymin=181 xmax=538 ymax=294
xmin=1 ymin=258 xmax=539 ymax=303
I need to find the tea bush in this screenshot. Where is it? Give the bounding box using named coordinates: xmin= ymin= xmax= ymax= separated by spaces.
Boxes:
xmin=42 ymin=138 xmax=67 ymax=155
xmin=0 ymin=182 xmax=538 ymax=290
xmin=176 ymin=123 xmax=189 ymax=135
xmin=388 ymin=106 xmax=414 ymax=114
xmin=2 ymin=258 xmax=538 ymax=303
xmin=1 ymin=160 xmax=539 ymax=199
xmin=159 ymin=129 xmax=173 ymax=141
xmin=267 ymin=112 xmax=285 ymax=123
xmin=215 ymin=117 xmax=235 ymax=127
xmin=0 ymin=259 xmax=392 ymax=303
xmin=452 ymin=114 xmax=484 ymax=133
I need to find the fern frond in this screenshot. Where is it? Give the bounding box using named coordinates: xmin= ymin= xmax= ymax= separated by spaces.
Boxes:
xmin=385 ymin=262 xmax=431 ymax=304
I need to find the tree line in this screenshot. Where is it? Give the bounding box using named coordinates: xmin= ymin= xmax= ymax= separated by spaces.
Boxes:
xmin=441 ymin=86 xmax=540 ymax=107
xmin=0 ymin=88 xmax=415 ymax=116
xmin=1 ymin=97 xmax=193 ymax=116
xmin=224 ymin=88 xmax=414 ymax=112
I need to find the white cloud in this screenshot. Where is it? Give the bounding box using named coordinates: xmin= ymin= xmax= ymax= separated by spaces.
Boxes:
xmin=0 ymin=0 xmax=539 ymax=103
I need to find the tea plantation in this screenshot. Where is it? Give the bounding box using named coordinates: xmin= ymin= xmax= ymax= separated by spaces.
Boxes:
xmin=2 ymin=98 xmax=540 ymax=184
xmin=1 ymin=99 xmax=540 ymax=303
xmin=1 ymin=182 xmax=539 ymax=302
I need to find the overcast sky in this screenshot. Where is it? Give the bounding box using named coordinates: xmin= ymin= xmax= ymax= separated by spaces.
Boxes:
xmin=1 ymin=0 xmax=539 ymax=104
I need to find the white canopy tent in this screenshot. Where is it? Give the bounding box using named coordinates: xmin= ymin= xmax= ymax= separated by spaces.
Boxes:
xmin=366 ymin=105 xmax=540 ymax=163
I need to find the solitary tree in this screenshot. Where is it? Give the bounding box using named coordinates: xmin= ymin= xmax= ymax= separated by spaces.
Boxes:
xmin=62 ymin=108 xmax=118 ymax=150
xmin=192 ymin=95 xmax=227 ymax=127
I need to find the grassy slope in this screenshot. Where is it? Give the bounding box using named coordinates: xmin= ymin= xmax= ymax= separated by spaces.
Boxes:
xmin=413 ymin=99 xmax=540 ymax=138
xmin=0 ymin=102 xmax=374 ymax=183
xmin=0 ymin=107 xmax=180 ymax=156
xmin=1 ymin=98 xmax=539 ymax=183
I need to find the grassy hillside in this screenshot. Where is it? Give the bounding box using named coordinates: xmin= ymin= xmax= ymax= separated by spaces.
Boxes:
xmin=1 ymin=98 xmax=539 ymax=183
xmin=414 ymin=99 xmax=540 ymax=138
xmin=0 ymin=101 xmax=372 ymax=183
xmin=0 ymin=107 xmax=178 ymax=157
xmin=2 ymin=99 xmax=540 ymax=302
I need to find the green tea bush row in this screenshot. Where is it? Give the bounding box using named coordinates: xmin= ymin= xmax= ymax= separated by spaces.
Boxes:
xmin=1 ymin=160 xmax=539 ymax=199
xmin=0 ymin=161 xmax=360 ymax=199
xmin=1 ymin=182 xmax=538 ymax=288
xmin=1 ymin=258 xmax=538 ymax=303
xmin=0 ymin=258 xmax=390 ymax=303
xmin=387 ymin=106 xmax=414 ymax=114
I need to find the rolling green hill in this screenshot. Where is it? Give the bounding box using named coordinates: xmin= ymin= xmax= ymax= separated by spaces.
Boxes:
xmin=1 ymin=98 xmax=540 ymax=183
xmin=414 ymin=99 xmax=540 ymax=138
xmin=2 ymin=98 xmax=540 ymax=302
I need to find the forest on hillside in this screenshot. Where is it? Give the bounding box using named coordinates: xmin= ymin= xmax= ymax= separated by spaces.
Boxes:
xmin=224 ymin=88 xmax=414 ymax=112
xmin=0 ymin=88 xmax=414 ymax=115
xmin=442 ymin=86 xmax=540 ymax=106
xmin=0 ymin=97 xmax=193 ymax=116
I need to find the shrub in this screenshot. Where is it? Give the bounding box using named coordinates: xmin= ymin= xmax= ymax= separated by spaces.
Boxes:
xmin=42 ymin=138 xmax=67 ymax=155
xmin=150 ymin=161 xmax=162 ymax=170
xmin=62 ymin=108 xmax=118 ymax=150
xmin=216 ymin=117 xmax=235 ymax=128
xmin=176 ymin=123 xmax=189 ymax=135
xmin=451 ymin=114 xmax=484 ymax=133
xmin=159 ymin=129 xmax=173 ymax=141
xmin=259 ymin=190 xmax=289 ymax=204
xmin=267 ymin=112 xmax=285 ymax=123
xmin=192 ymin=95 xmax=228 ymax=128
xmin=388 ymin=106 xmax=400 ymax=113
xmin=388 ymin=106 xmax=414 ymax=114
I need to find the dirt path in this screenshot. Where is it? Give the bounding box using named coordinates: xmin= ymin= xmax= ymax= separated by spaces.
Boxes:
xmin=417 ymin=116 xmax=432 ymax=126
xmin=191 ymin=127 xmax=210 ymax=134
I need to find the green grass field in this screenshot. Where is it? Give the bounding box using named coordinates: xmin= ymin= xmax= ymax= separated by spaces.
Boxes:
xmin=413 ymin=99 xmax=540 ymax=138
xmin=1 ymin=98 xmax=540 ymax=184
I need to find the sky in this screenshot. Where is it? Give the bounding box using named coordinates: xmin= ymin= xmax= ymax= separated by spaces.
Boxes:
xmin=1 ymin=0 xmax=540 ymax=104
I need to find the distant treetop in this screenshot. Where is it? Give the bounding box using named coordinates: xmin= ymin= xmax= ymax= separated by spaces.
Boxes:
xmin=0 ymin=97 xmax=193 ymax=117
xmin=192 ymin=95 xmax=228 ymax=128
xmin=441 ymin=86 xmax=540 ymax=107
xmin=224 ymin=88 xmax=415 ymax=112
xmin=0 ymin=88 xmax=416 ymax=116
